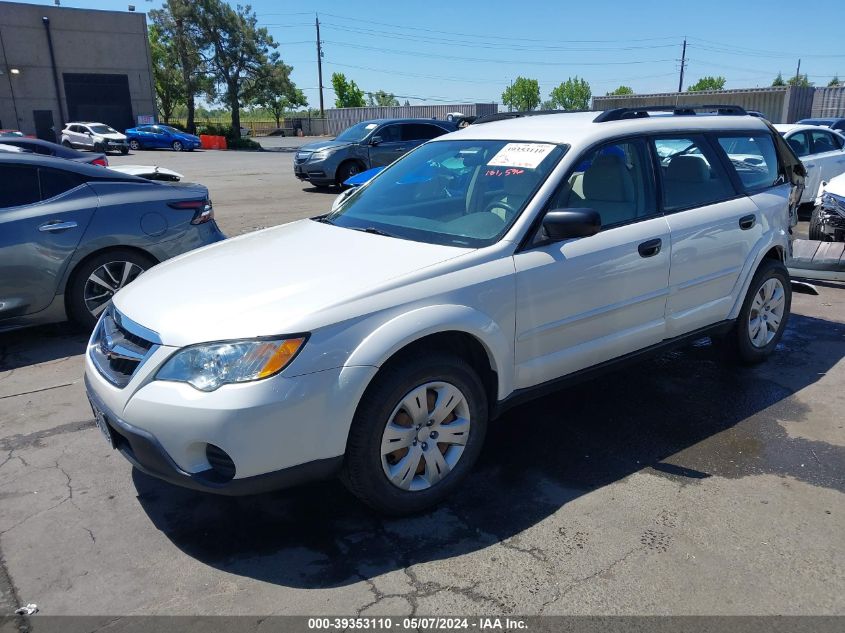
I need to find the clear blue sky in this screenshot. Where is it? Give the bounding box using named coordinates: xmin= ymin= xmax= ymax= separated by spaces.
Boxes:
xmin=13 ymin=0 xmax=845 ymax=107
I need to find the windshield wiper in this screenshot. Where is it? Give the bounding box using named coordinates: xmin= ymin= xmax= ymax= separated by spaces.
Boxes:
xmin=351 ymin=226 xmax=398 ymax=238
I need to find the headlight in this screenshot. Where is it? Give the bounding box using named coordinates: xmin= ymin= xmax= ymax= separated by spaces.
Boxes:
xmin=156 ymin=337 xmax=306 ymax=391
xmin=310 ymin=148 xmax=335 ymax=161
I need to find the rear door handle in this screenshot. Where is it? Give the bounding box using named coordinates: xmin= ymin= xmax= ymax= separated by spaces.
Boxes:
xmin=39 ymin=220 xmax=78 ymax=233
xmin=638 ymin=238 xmax=662 ymax=258
xmin=805 ymin=163 xmax=815 ymax=168
xmin=739 ymin=214 xmax=756 ymax=230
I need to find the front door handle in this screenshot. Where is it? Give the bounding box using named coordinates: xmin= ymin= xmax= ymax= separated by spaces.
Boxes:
xmin=739 ymin=214 xmax=756 ymax=230
xmin=805 ymin=163 xmax=815 ymax=168
xmin=638 ymin=238 xmax=662 ymax=258
xmin=39 ymin=220 xmax=78 ymax=233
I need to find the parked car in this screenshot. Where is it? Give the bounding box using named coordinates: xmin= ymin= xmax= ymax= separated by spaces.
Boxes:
xmin=809 ymin=171 xmax=845 ymax=241
xmin=294 ymin=118 xmax=457 ymax=188
xmin=0 ymin=129 xmax=24 ymax=137
xmin=61 ymin=122 xmax=128 ymax=154
xmin=109 ymin=165 xmax=183 ymax=181
xmin=125 ymin=124 xmax=201 ymax=152
xmin=0 ymin=136 xmax=108 ymax=166
xmin=85 ymin=106 xmax=804 ymax=513
xmin=0 ymin=153 xmax=224 ymax=332
xmin=796 ymin=117 xmax=845 ymax=133
xmin=774 ymin=124 xmax=845 ymax=204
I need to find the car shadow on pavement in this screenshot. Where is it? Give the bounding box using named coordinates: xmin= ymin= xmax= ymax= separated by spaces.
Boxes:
xmin=302 ymin=186 xmax=340 ymax=194
xmin=0 ymin=322 xmax=89 ymax=371
xmin=133 ymin=313 xmax=845 ymax=589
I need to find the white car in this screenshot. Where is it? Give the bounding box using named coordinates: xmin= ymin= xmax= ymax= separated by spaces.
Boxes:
xmin=809 ymin=171 xmax=845 ymax=242
xmin=85 ymin=107 xmax=804 ymax=514
xmin=61 ymin=122 xmax=129 ymax=154
xmin=774 ymin=124 xmax=845 ymax=204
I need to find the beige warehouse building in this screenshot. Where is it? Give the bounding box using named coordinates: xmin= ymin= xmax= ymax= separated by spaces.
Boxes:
xmin=0 ymin=1 xmax=156 ymax=140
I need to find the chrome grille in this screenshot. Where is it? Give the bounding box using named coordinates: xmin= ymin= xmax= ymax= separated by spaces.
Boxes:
xmin=89 ymin=308 xmax=159 ymax=388
xmin=294 ymin=151 xmax=311 ymax=164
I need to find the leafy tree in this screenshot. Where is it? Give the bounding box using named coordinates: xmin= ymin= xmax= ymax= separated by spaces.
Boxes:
xmin=252 ymin=60 xmax=307 ymax=128
xmin=403 ymin=99 xmax=410 ymax=107
xmin=148 ymin=24 xmax=185 ymax=123
xmin=772 ymin=72 xmax=786 ymax=87
xmin=194 ymin=0 xmax=278 ymax=138
xmin=549 ymin=76 xmax=592 ymax=110
xmin=331 ymin=73 xmax=366 ymax=108
xmin=687 ymin=76 xmax=726 ymax=92
xmin=367 ymin=90 xmax=400 ymax=107
xmin=829 ymin=76 xmax=841 ymax=87
xmin=787 ymin=74 xmax=813 ymax=87
xmin=541 ymin=99 xmax=556 ymax=110
xmin=607 ymin=85 xmax=633 ymax=96
xmin=501 ymin=77 xmax=541 ymax=111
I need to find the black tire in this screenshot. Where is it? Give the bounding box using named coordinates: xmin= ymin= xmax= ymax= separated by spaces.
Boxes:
xmin=67 ymin=249 xmax=157 ymax=330
xmin=128 ymin=139 xmax=141 ymax=151
xmin=808 ymin=207 xmax=831 ymax=242
xmin=120 ymin=146 xmax=129 ymax=155
xmin=342 ymin=352 xmax=488 ymax=515
xmin=336 ymin=161 xmax=363 ymax=187
xmin=94 ymin=142 xmax=105 ymax=154
xmin=61 ymin=140 xmax=72 ymax=149
xmin=172 ymin=140 xmax=183 ymax=152
xmin=725 ymin=259 xmax=791 ymax=365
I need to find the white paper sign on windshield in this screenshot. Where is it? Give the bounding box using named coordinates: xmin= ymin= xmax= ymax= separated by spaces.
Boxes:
xmin=487 ymin=143 xmax=556 ymax=169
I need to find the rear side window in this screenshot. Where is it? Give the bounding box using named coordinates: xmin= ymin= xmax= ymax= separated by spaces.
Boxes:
xmin=0 ymin=165 xmax=40 ymax=208
xmin=716 ymin=134 xmax=781 ymax=191
xmin=810 ymin=130 xmax=839 ymax=154
xmin=653 ymin=137 xmax=735 ymax=211
xmin=402 ymin=124 xmax=447 ymax=141
xmin=40 ymin=169 xmax=84 ymax=200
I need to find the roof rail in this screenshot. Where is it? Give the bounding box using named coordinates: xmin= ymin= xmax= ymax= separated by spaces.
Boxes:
xmin=473 ymin=109 xmax=589 ymax=125
xmin=594 ymin=104 xmax=748 ymax=123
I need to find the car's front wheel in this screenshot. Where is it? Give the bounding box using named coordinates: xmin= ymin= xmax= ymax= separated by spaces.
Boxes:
xmin=343 ymin=352 xmax=488 ymax=515
xmin=728 ymin=259 xmax=791 ymax=364
xmin=61 ymin=139 xmax=72 ymax=148
xmin=67 ymin=249 xmax=156 ymax=329
xmin=808 ymin=207 xmax=832 ymax=241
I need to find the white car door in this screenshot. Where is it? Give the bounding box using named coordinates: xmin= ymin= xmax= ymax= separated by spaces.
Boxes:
xmin=808 ymin=129 xmax=845 ymax=184
xmin=513 ymin=138 xmax=671 ymax=389
xmin=656 ymin=134 xmax=760 ymax=337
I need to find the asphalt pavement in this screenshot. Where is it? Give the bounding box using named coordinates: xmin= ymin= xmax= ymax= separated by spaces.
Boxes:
xmin=0 ymin=146 xmax=842 ymax=617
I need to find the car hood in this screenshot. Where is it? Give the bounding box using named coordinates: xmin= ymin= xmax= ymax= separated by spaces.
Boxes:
xmin=298 ymin=139 xmax=355 ymax=152
xmin=99 ymin=132 xmax=127 ymax=141
xmin=823 ymin=172 xmax=845 ymax=197
xmin=113 ymin=219 xmax=470 ymax=347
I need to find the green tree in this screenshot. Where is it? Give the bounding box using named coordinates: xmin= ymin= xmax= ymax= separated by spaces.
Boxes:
xmin=687 ymin=76 xmax=726 ymax=92
xmin=252 ymin=60 xmax=307 ymax=128
xmin=772 ymin=72 xmax=786 ymax=87
xmin=331 ymin=73 xmax=366 ymax=108
xmin=501 ymin=77 xmax=541 ymax=111
xmin=148 ymin=24 xmax=185 ymax=123
xmin=549 ymin=76 xmax=592 ymax=110
xmin=829 ymin=76 xmax=841 ymax=87
xmin=607 ymin=85 xmax=633 ymax=96
xmin=787 ymin=74 xmax=813 ymax=87
xmin=367 ymin=90 xmax=400 ymax=107
xmin=194 ymin=0 xmax=278 ymax=138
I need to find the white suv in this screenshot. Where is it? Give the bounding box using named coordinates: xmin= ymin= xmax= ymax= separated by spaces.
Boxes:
xmin=62 ymin=122 xmax=128 ymax=154
xmin=84 ymin=106 xmax=805 ymax=514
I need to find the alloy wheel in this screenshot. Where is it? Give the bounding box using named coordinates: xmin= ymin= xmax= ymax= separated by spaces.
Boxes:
xmin=747 ymin=277 xmax=786 ymax=348
xmin=380 ymin=381 xmax=471 ymax=491
xmin=83 ymin=261 xmax=145 ymax=318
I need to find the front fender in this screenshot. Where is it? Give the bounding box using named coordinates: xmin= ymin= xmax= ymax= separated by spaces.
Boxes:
xmin=343 ymin=304 xmax=513 ymax=400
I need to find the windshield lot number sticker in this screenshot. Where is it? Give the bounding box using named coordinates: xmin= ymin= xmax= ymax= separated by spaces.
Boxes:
xmin=488 ymin=143 xmax=555 ymax=169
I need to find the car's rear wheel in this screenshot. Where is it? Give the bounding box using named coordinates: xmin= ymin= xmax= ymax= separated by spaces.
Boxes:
xmin=67 ymin=250 xmax=156 ymax=329
xmin=172 ymin=140 xmax=183 ymax=152
xmin=727 ymin=259 xmax=791 ymax=364
xmin=808 ymin=207 xmax=831 ymax=241
xmin=128 ymin=139 xmax=141 ymax=151
xmin=343 ymin=352 xmax=487 ymax=515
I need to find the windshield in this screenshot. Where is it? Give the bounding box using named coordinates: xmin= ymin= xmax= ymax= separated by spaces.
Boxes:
xmin=89 ymin=125 xmax=118 ymax=134
xmin=335 ymin=121 xmax=379 ymax=143
xmin=324 ymin=139 xmax=566 ymax=247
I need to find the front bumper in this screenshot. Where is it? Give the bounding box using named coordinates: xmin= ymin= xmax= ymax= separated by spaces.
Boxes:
xmin=293 ymin=161 xmax=334 ymax=185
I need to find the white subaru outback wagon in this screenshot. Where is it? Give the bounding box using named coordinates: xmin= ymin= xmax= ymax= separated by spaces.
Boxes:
xmin=85 ymin=106 xmax=805 ymax=514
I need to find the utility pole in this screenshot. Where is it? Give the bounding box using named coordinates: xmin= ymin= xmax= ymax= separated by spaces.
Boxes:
xmin=678 ymin=38 xmax=687 ymax=92
xmin=316 ymin=14 xmax=324 ymax=117
xmin=794 ymin=58 xmax=801 ymax=85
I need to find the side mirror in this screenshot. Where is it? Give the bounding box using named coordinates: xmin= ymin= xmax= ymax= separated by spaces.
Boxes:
xmin=85 ymin=131 xmax=93 ymax=136
xmin=370 ymin=135 xmax=382 ymax=146
xmin=541 ymin=208 xmax=601 ymax=242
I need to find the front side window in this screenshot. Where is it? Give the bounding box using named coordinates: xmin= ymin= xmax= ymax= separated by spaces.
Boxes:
xmin=785 ymin=131 xmax=810 ymax=157
xmin=376 ymin=125 xmax=402 ymax=143
xmin=548 ymin=139 xmax=656 ymax=227
xmin=717 ymin=134 xmax=781 ymax=191
xmin=654 ymin=136 xmax=735 ymax=211
xmin=324 ymin=139 xmax=566 ymax=247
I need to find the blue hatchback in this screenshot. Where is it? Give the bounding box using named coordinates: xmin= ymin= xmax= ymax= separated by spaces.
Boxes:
xmin=125 ymin=124 xmax=201 ymax=152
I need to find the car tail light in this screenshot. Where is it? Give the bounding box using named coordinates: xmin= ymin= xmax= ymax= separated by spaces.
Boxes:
xmin=91 ymin=157 xmax=108 ymax=167
xmin=168 ymin=198 xmax=214 ymax=225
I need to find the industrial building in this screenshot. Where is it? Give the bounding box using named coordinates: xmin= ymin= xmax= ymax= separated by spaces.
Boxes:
xmin=0 ymin=1 xmax=155 ymax=140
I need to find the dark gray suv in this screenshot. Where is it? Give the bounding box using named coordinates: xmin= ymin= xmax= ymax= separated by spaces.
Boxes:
xmin=294 ymin=118 xmax=456 ymax=188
